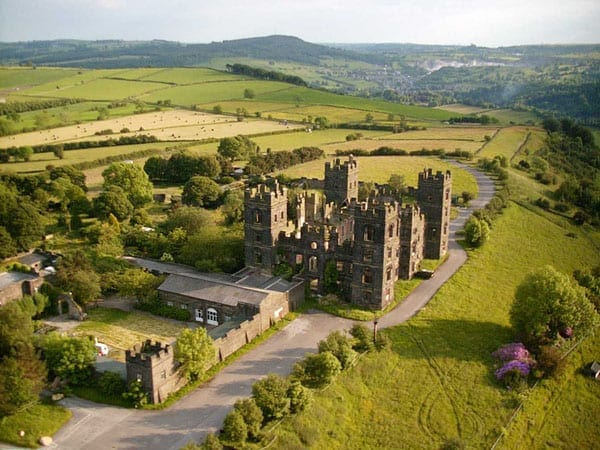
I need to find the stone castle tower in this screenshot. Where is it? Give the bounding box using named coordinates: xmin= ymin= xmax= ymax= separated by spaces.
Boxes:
xmin=324 ymin=155 xmax=359 ymax=205
xmin=350 ymin=199 xmax=400 ymax=310
xmin=412 ymin=169 xmax=452 ymax=259
xmin=244 ymin=180 xmax=288 ymax=270
xmin=399 ymin=204 xmax=425 ymax=279
xmin=125 ymin=340 xmax=186 ymax=404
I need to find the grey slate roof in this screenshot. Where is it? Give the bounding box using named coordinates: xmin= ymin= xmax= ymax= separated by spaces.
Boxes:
xmin=0 ymin=271 xmax=37 ymax=290
xmin=158 ymin=273 xmax=271 ymax=307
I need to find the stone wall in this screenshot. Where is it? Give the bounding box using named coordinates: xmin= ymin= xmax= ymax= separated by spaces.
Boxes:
xmin=213 ymin=314 xmax=264 ymax=361
xmin=125 ymin=340 xmax=187 ymax=404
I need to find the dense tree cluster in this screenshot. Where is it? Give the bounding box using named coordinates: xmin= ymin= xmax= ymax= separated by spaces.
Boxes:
xmin=144 ymin=152 xmax=222 ymax=183
xmin=225 ymin=63 xmax=307 ymax=87
xmin=245 ymin=146 xmax=324 ymax=175
xmin=539 ymin=119 xmax=599 ymax=222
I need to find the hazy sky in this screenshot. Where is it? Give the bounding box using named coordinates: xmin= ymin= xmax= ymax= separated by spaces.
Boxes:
xmin=0 ymin=0 xmax=599 ymax=46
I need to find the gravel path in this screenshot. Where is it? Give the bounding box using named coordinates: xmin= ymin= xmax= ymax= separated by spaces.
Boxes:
xmin=50 ymin=162 xmax=495 ymax=450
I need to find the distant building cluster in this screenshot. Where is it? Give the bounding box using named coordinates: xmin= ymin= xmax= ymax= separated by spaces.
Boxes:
xmin=244 ymin=156 xmax=452 ymax=310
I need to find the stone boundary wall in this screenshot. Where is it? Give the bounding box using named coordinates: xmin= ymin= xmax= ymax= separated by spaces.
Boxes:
xmin=213 ymin=313 xmax=269 ymax=361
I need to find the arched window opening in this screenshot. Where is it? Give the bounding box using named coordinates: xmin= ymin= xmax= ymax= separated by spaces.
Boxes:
xmin=207 ymin=308 xmax=218 ymax=326
xmin=308 ymin=256 xmax=318 ymax=272
xmin=364 ymin=225 xmax=374 ymax=241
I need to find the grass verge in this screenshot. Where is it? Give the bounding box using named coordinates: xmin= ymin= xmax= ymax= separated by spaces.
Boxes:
xmin=0 ymin=403 xmax=72 ymax=448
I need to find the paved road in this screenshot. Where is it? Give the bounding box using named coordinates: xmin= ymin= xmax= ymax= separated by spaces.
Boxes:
xmin=50 ymin=162 xmax=494 ymax=450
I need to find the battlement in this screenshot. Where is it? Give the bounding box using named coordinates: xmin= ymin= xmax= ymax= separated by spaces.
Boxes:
xmin=418 ymin=168 xmax=452 ymax=185
xmin=325 ymin=155 xmax=358 ymax=173
xmin=401 ymin=203 xmax=422 ymax=219
xmin=354 ymin=198 xmax=399 ymax=217
xmin=245 ymin=180 xmax=287 ymax=202
xmin=125 ymin=340 xmax=173 ymax=367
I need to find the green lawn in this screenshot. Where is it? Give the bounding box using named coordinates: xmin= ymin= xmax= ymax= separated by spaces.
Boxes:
xmin=268 ymin=201 xmax=600 ymax=449
xmin=70 ymin=307 xmax=187 ymax=362
xmin=0 ymin=404 xmax=72 ymax=448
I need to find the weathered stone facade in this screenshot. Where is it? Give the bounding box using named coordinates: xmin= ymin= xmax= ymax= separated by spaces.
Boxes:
xmin=125 ymin=340 xmax=187 ymax=404
xmin=244 ymin=156 xmax=452 ymax=310
xmin=244 ymin=181 xmax=288 ymax=270
xmin=410 ymin=169 xmax=452 ymax=259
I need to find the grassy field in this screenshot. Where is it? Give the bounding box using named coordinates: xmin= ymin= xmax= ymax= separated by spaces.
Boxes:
xmin=277 ymin=155 xmax=479 ymax=197
xmin=2 ymin=141 xmax=178 ymax=173
xmin=269 ymin=200 xmax=600 ymax=449
xmin=324 ymin=137 xmax=483 ymax=154
xmin=142 ymin=80 xmax=292 ymax=106
xmin=256 ymin=86 xmax=457 ymax=121
xmin=498 ymin=332 xmax=600 ymax=449
xmin=477 ymin=126 xmax=532 ymax=160
xmin=0 ymin=67 xmax=79 ymax=90
xmin=0 ymin=404 xmax=72 ymax=449
xmin=0 ymin=109 xmax=300 ymax=148
xmin=24 ymin=77 xmax=166 ymax=100
xmin=70 ymin=307 xmax=187 ymax=362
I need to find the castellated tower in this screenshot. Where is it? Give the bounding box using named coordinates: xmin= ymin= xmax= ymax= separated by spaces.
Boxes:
xmin=413 ymin=169 xmax=452 ymax=259
xmin=399 ymin=204 xmax=425 ymax=279
xmin=324 ymin=155 xmax=359 ymax=206
xmin=350 ymin=198 xmax=400 ymax=310
xmin=125 ymin=340 xmax=186 ymax=404
xmin=244 ymin=181 xmax=288 ymax=270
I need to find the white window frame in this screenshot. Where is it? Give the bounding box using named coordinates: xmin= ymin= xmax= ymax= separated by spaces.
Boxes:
xmin=195 ymin=308 xmax=204 ymax=322
xmin=207 ymin=308 xmax=218 ymax=326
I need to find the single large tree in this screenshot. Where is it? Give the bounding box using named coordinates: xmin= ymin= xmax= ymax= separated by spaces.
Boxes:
xmin=174 ymin=328 xmax=215 ymax=381
xmin=182 ymin=176 xmax=222 ymax=208
xmin=93 ymin=185 xmax=134 ymax=221
xmin=510 ymin=266 xmax=599 ymax=345
xmin=102 ymin=162 xmax=153 ymax=208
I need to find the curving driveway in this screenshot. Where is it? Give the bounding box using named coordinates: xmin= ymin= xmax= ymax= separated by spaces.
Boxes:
xmin=50 ymin=162 xmax=494 ymax=450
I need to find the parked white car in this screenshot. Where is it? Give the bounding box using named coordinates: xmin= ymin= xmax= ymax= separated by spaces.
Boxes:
xmin=94 ymin=338 xmax=109 ymax=356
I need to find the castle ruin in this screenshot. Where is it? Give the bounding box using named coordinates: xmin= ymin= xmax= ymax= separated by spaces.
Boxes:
xmin=244 ymin=156 xmax=452 ymax=310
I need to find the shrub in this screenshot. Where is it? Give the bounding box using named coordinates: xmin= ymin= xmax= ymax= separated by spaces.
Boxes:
xmin=374 ymin=332 xmax=391 ymax=351
xmin=252 ymin=374 xmax=290 ymax=422
xmin=135 ymin=299 xmax=190 ymax=321
xmin=492 ymin=343 xmax=531 ymax=362
xmin=292 ymin=352 xmax=341 ymax=388
xmin=122 ymin=380 xmax=148 ymax=408
xmin=349 ymin=324 xmax=374 ymax=352
xmin=495 ymin=360 xmax=531 ymax=388
xmin=317 ymin=330 xmax=357 ymax=369
xmin=536 ymin=345 xmax=567 ymax=378
xmin=287 ymin=380 xmax=312 ymax=414
xmin=221 ymin=409 xmax=247 ymax=443
xmin=98 ymin=371 xmax=126 ymax=397
xmin=233 ymin=398 xmax=263 ymax=440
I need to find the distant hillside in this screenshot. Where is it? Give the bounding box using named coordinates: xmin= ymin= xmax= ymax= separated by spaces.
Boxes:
xmin=0 ymin=35 xmax=385 ymax=68
xmin=0 ymin=36 xmax=598 ymax=122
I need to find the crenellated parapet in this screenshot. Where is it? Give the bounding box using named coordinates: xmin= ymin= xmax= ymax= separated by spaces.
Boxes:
xmin=125 ymin=340 xmax=173 ymax=367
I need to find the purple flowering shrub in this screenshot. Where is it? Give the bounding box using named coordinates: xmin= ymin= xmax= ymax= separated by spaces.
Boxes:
xmin=494 ymin=360 xmax=530 ymax=380
xmin=492 ymin=343 xmax=530 ymax=362
xmin=492 ymin=343 xmax=534 ymax=388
